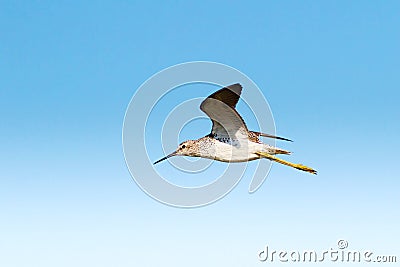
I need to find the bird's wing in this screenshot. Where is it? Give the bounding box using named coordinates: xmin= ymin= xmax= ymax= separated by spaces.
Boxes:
xmin=200 ymin=84 xmax=249 ymax=140
xmin=250 ymin=131 xmax=293 ymax=142
xmin=205 ymin=83 xmax=242 ymax=109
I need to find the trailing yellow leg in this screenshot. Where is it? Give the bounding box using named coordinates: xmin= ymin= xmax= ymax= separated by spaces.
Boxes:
xmin=256 ymin=151 xmax=317 ymax=175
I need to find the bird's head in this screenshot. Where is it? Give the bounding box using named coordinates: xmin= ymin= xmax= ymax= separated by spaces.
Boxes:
xmin=153 ymin=140 xmax=200 ymax=165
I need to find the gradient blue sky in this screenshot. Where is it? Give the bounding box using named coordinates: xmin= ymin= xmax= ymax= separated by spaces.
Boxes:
xmin=1 ymin=1 xmax=399 ymax=266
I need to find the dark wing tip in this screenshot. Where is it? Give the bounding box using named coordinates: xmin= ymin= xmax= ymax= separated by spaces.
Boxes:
xmin=252 ymin=131 xmax=293 ymax=142
xmin=275 ymin=136 xmax=293 ymax=142
xmin=206 ymin=83 xmax=242 ymax=109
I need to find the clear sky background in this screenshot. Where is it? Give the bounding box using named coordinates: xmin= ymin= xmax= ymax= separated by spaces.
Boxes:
xmin=1 ymin=1 xmax=399 ymax=266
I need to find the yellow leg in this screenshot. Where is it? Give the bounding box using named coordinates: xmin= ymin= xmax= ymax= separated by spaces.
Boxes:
xmin=256 ymin=151 xmax=317 ymax=175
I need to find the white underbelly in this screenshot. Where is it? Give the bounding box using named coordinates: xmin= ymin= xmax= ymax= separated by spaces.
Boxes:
xmin=206 ymin=140 xmax=264 ymax=162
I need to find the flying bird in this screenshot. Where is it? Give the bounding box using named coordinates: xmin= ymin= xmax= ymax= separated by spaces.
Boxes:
xmin=154 ymin=83 xmax=316 ymax=174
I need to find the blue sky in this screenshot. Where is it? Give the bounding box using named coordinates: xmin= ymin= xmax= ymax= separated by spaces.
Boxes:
xmin=1 ymin=1 xmax=399 ymax=266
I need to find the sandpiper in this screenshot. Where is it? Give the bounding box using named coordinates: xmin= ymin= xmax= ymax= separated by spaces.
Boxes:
xmin=154 ymin=83 xmax=316 ymax=174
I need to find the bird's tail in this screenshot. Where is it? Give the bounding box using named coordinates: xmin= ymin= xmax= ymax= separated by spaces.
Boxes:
xmin=256 ymin=151 xmax=317 ymax=174
xmin=274 ymin=148 xmax=291 ymax=155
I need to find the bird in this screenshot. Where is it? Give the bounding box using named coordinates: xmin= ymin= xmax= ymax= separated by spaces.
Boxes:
xmin=154 ymin=83 xmax=317 ymax=174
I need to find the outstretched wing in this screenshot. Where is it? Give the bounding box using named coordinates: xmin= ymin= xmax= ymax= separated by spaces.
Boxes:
xmin=206 ymin=83 xmax=242 ymax=109
xmin=200 ymin=83 xmax=249 ymax=141
xmin=250 ymin=131 xmax=293 ymax=142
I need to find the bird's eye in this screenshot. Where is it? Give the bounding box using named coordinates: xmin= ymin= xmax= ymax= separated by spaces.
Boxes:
xmin=181 ymin=145 xmax=186 ymax=149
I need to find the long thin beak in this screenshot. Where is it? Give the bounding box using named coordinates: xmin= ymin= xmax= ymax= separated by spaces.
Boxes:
xmin=153 ymin=152 xmax=177 ymax=165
